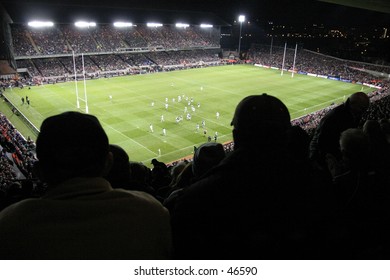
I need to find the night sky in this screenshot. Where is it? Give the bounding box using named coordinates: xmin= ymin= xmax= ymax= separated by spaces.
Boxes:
xmin=2 ymin=0 xmax=389 ymax=27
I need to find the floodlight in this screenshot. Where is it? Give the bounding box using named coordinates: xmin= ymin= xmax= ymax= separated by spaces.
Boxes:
xmin=75 ymin=21 xmax=96 ymax=28
xmin=147 ymin=23 xmax=163 ymax=27
xmin=176 ymin=23 xmax=189 ymax=28
xmin=200 ymin=24 xmax=213 ymax=28
xmin=238 ymin=15 xmax=245 ymax=54
xmin=114 ymin=22 xmax=133 ymax=27
xmin=75 ymin=21 xmax=88 ymax=27
xmin=28 ymin=21 xmax=54 ymax=28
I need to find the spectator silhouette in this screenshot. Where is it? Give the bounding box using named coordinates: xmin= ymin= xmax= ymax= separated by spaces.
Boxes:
xmin=326 ymin=128 xmax=372 ymax=198
xmin=164 ymin=142 xmax=225 ymax=211
xmin=309 ymin=92 xmax=370 ymax=172
xmin=128 ymin=161 xmax=156 ymax=196
xmin=0 ymin=111 xmax=172 ymax=259
xmin=166 ymin=161 xmax=194 ymax=195
xmin=286 ymin=125 xmax=311 ymax=161
xmin=150 ymin=158 xmax=172 ymax=199
xmin=104 ymin=144 xmax=131 ymax=188
xmin=286 ymin=125 xmax=334 ymax=211
xmin=192 ymin=142 xmax=225 ymax=179
xmin=169 ymin=161 xmax=188 ymax=188
xmin=170 ymin=94 xmax=323 ymax=259
xmin=362 ymin=120 xmax=390 ymax=183
xmin=379 ymin=118 xmax=390 ymax=143
xmin=158 ymin=161 xmax=188 ymax=200
xmin=325 ymin=128 xmax=388 ymax=258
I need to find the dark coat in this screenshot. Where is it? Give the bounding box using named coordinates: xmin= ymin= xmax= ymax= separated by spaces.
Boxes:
xmin=309 ymin=100 xmax=359 ymax=165
xmin=170 ymin=145 xmax=329 ymax=259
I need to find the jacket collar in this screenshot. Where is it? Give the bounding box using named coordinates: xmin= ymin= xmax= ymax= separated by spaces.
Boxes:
xmin=43 ymin=177 xmax=113 ymax=199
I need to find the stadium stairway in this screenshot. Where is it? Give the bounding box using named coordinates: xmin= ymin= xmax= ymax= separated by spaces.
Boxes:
xmin=0 ymin=60 xmax=16 ymax=75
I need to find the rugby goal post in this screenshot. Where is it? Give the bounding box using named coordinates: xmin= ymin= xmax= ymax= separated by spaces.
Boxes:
xmin=72 ymin=51 xmax=89 ymax=113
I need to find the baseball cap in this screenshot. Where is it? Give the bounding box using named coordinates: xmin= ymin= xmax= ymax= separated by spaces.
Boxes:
xmin=231 ymin=94 xmax=291 ymax=132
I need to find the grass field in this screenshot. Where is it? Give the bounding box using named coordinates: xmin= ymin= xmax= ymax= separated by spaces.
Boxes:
xmin=1 ymin=64 xmax=370 ymax=166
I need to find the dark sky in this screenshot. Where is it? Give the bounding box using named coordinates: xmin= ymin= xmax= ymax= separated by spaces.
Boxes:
xmin=2 ymin=0 xmax=390 ymax=26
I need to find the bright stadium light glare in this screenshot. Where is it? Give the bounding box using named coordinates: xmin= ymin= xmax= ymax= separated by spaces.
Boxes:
xmin=28 ymin=21 xmax=54 ymax=28
xmin=147 ymin=23 xmax=163 ymax=27
xmin=113 ymin=22 xmax=133 ymax=27
xmin=176 ymin=23 xmax=189 ymax=28
xmin=75 ymin=21 xmax=96 ymax=28
xmin=238 ymin=15 xmax=245 ymax=23
xmin=200 ymin=24 xmax=213 ymax=28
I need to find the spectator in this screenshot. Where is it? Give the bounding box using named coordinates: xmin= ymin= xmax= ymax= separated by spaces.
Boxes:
xmin=158 ymin=161 xmax=186 ymax=194
xmin=150 ymin=158 xmax=172 ymax=196
xmin=128 ymin=161 xmax=156 ymax=196
xmin=170 ymin=94 xmax=324 ymax=259
xmin=0 ymin=111 xmax=172 ymax=259
xmin=362 ymin=119 xmax=390 ymax=185
xmin=325 ymin=128 xmax=388 ymax=258
xmin=379 ymin=118 xmax=390 ymax=144
xmin=164 ymin=143 xmax=226 ymax=210
xmin=309 ymin=91 xmax=370 ymax=172
xmin=326 ymin=128 xmax=372 ymax=189
xmin=192 ymin=142 xmax=225 ymax=179
xmin=103 ymin=144 xmax=131 ymax=189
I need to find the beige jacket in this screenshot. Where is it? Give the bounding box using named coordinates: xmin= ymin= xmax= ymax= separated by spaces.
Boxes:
xmin=0 ymin=177 xmax=172 ymax=259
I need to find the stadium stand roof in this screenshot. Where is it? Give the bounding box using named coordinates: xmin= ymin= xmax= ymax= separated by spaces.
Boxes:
xmin=2 ymin=2 xmax=230 ymax=26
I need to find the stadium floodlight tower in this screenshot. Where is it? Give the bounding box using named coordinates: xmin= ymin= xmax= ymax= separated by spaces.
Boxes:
xmin=238 ymin=15 xmax=245 ymax=55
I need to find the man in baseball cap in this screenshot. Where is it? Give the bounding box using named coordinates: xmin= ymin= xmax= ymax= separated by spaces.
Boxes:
xmin=170 ymin=94 xmax=322 ymax=259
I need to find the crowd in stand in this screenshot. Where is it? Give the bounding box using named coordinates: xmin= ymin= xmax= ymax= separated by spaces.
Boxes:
xmin=13 ymin=49 xmax=220 ymax=82
xmin=248 ymin=45 xmax=390 ymax=85
xmin=0 ymin=112 xmax=37 ymax=207
xmin=28 ymin=26 xmax=69 ymax=55
xmin=11 ymin=23 xmax=220 ymax=57
xmin=9 ymin=22 xmax=221 ymax=83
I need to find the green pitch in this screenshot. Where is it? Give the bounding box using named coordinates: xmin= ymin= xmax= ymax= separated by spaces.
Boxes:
xmin=2 ymin=64 xmax=370 ymax=166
